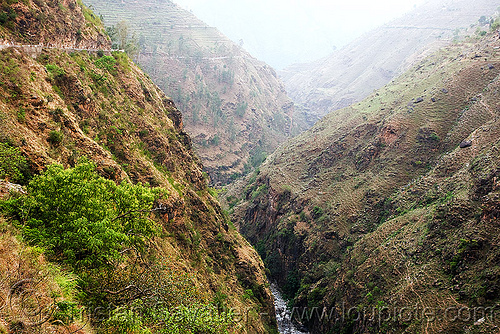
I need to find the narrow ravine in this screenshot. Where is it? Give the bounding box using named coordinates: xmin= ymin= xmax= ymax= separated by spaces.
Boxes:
xmin=270 ymin=283 xmax=309 ymax=334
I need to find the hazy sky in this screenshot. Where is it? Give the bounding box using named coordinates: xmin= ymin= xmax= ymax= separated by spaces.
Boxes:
xmin=173 ymin=0 xmax=427 ymax=69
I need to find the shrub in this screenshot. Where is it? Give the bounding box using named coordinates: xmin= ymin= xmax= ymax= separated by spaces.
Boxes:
xmin=49 ymin=107 xmax=64 ymax=116
xmin=283 ymin=269 xmax=300 ymax=300
xmin=112 ymin=51 xmax=131 ymax=72
xmin=249 ymin=146 xmax=267 ymax=168
xmin=48 ymin=130 xmax=63 ymax=145
xmin=430 ymin=132 xmax=440 ymax=141
xmin=94 ymin=55 xmax=117 ymax=74
xmin=491 ymin=18 xmax=500 ymax=31
xmin=106 ymin=307 xmax=151 ymax=334
xmin=104 ymin=286 xmax=234 ymax=333
xmin=16 ymin=107 xmax=26 ymax=122
xmin=45 ymin=64 xmax=65 ymax=78
xmin=312 ymin=205 xmax=324 ymax=217
xmin=251 ymin=184 xmax=268 ymax=200
xmin=2 ymin=160 xmax=161 ymax=269
xmin=0 ymin=143 xmax=26 ymax=182
xmin=209 ymin=134 xmax=220 ymax=146
xmin=0 ymin=8 xmax=16 ymax=27
xmin=235 ymin=101 xmax=248 ymax=117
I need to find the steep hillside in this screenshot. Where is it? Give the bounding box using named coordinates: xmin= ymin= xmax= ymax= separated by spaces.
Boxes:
xmin=0 ymin=1 xmax=276 ymax=333
xmin=83 ymin=0 xmax=300 ymax=185
xmin=280 ymin=0 xmax=500 ymax=127
xmin=0 ymin=0 xmax=108 ymax=48
xmin=227 ymin=31 xmax=500 ymax=333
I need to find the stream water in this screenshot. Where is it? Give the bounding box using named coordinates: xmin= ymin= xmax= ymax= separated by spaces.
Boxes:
xmin=270 ymin=283 xmax=309 ymax=334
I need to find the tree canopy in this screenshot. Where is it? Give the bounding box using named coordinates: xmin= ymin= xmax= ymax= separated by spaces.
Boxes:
xmin=4 ymin=159 xmax=161 ymax=269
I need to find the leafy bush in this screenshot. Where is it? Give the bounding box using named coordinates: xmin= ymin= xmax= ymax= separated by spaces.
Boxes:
xmin=3 ymin=160 xmax=161 ymax=269
xmin=283 ymin=269 xmax=300 ymax=301
xmin=0 ymin=159 xmax=235 ymax=333
xmin=491 ymin=18 xmax=500 ymax=31
xmin=312 ymin=205 xmax=324 ymax=217
xmin=52 ymin=301 xmax=79 ymax=325
xmin=112 ymin=51 xmax=131 ymax=72
xmin=106 ymin=301 xmax=233 ymax=334
xmin=94 ymin=55 xmax=117 ymax=74
xmin=47 ymin=130 xmax=63 ymax=145
xmin=0 ymin=7 xmax=17 ymax=28
xmin=209 ymin=134 xmax=220 ymax=146
xmin=249 ymin=146 xmax=267 ymax=169
xmin=251 ymin=184 xmax=268 ymax=200
xmin=45 ymin=64 xmax=65 ymax=78
xmin=0 ymin=55 xmax=21 ymax=87
xmin=106 ymin=306 xmax=152 ymax=334
xmin=0 ymin=10 xmax=13 ymax=25
xmin=219 ymin=69 xmax=234 ymax=86
xmin=0 ymin=143 xmax=26 ymax=182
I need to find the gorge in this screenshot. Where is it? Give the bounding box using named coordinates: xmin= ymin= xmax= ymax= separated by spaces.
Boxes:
xmin=1 ymin=0 xmax=500 ymax=334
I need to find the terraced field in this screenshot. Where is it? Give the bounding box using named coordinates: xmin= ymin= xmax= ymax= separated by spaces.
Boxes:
xmin=87 ymin=0 xmax=231 ymax=53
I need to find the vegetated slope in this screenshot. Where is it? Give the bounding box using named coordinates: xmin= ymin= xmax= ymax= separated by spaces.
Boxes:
xmin=0 ymin=1 xmax=276 ymax=333
xmin=227 ymin=31 xmax=500 ymax=333
xmin=83 ymin=0 xmax=300 ymax=186
xmin=280 ymin=0 xmax=500 ymax=128
xmin=0 ymin=213 xmax=94 ymax=334
xmin=0 ymin=0 xmax=108 ymax=48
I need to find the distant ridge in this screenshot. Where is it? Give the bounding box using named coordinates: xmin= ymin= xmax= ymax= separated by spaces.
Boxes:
xmin=280 ymin=0 xmax=500 ymax=127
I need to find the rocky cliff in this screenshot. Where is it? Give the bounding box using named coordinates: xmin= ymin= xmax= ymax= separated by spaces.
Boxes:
xmin=0 ymin=1 xmax=276 ymax=333
xmin=227 ymin=29 xmax=500 ymax=333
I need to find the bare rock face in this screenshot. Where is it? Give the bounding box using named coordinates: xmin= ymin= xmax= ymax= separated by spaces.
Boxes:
xmin=460 ymin=140 xmax=472 ymax=148
xmin=0 ymin=0 xmax=110 ymax=49
xmin=0 ymin=180 xmax=25 ymax=197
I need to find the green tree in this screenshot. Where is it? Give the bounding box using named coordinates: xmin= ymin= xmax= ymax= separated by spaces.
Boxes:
xmin=0 ymin=161 xmax=237 ymax=333
xmin=3 ymin=159 xmax=161 ymax=269
xmin=94 ymin=55 xmax=117 ymax=73
xmin=116 ymin=20 xmax=129 ymax=50
xmin=107 ymin=20 xmax=139 ymax=57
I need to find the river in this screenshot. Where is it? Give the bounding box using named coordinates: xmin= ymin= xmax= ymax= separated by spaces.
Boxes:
xmin=270 ymin=283 xmax=309 ymax=334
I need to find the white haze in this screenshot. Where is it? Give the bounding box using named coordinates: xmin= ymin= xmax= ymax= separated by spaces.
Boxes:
xmin=173 ymin=0 xmax=427 ymax=69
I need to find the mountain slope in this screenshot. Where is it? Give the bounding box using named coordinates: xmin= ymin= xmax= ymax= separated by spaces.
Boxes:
xmin=280 ymin=0 xmax=500 ymax=127
xmin=83 ymin=0 xmax=300 ymax=185
xmin=0 ymin=1 xmax=276 ymax=333
xmin=0 ymin=0 xmax=108 ymax=48
xmin=227 ymin=31 xmax=500 ymax=333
